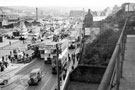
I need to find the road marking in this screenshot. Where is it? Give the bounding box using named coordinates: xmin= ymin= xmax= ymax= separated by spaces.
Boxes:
xmin=23 ymin=86 xmax=28 ymax=90
xmin=51 ymin=83 xmax=57 ymax=90
xmin=41 ymin=75 xmax=52 ymax=90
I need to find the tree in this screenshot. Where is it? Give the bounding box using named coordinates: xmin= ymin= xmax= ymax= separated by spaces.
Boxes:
xmin=82 ymin=29 xmax=120 ymax=65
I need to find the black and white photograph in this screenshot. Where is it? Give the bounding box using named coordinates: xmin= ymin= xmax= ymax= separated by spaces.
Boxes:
xmin=0 ymin=0 xmax=135 ymax=90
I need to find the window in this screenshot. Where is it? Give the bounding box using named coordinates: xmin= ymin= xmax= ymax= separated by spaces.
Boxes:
xmin=30 ymin=73 xmax=36 ymax=77
xmin=40 ymin=50 xmax=44 ymax=54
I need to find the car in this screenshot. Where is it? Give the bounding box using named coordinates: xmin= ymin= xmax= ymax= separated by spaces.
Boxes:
xmin=0 ymin=74 xmax=10 ymax=85
xmin=28 ymin=68 xmax=42 ymax=85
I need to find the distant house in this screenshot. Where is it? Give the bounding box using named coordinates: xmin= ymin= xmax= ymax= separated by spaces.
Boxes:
xmin=0 ymin=18 xmax=9 ymax=28
xmin=122 ymin=3 xmax=135 ymax=12
xmin=69 ymin=10 xmax=87 ymax=18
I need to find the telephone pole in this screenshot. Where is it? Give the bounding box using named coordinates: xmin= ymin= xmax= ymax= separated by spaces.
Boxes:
xmin=56 ymin=44 xmax=60 ymax=90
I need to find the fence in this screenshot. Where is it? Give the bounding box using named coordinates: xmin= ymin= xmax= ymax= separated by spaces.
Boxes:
xmin=98 ymin=18 xmax=128 ymax=90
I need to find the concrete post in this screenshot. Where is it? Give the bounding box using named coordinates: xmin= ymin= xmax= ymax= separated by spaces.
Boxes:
xmin=116 ymin=46 xmax=120 ymax=90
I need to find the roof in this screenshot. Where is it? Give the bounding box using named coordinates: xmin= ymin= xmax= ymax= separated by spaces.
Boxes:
xmin=69 ymin=10 xmax=86 ymax=17
xmin=38 ymin=40 xmax=57 ymax=49
xmin=30 ymin=68 xmax=41 ymax=73
xmin=24 ymin=50 xmax=34 ymax=55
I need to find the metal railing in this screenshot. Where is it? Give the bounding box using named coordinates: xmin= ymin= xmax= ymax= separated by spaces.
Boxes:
xmin=98 ymin=18 xmax=128 ymax=90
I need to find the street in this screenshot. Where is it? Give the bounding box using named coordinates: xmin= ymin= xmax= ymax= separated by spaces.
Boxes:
xmin=0 ymin=19 xmax=82 ymax=90
xmin=1 ymin=58 xmax=57 ymax=90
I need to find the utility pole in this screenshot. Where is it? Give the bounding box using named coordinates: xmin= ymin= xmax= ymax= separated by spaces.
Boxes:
xmin=56 ymin=44 xmax=60 ymax=90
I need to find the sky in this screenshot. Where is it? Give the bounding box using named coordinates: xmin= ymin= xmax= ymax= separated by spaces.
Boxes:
xmin=0 ymin=0 xmax=135 ymax=11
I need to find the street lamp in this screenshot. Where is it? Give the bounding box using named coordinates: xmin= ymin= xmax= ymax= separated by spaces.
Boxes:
xmin=56 ymin=44 xmax=60 ymax=90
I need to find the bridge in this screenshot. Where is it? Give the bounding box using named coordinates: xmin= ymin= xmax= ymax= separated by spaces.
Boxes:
xmin=62 ymin=18 xmax=135 ymax=90
xmin=98 ymin=17 xmax=135 ymax=90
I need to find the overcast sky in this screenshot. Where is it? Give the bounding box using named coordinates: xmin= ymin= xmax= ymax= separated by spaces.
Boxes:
xmin=0 ymin=0 xmax=135 ymax=10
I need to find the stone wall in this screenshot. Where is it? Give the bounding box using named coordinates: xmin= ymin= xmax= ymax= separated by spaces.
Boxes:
xmin=70 ymin=65 xmax=106 ymax=84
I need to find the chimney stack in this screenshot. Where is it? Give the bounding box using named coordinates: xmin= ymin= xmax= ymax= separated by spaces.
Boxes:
xmin=36 ymin=7 xmax=38 ymax=20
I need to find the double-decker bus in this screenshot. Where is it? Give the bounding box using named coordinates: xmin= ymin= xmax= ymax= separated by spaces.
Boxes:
xmin=51 ymin=39 xmax=69 ymax=74
xmin=38 ymin=40 xmax=57 ymax=64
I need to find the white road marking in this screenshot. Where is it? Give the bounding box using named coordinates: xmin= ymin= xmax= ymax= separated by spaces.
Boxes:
xmin=41 ymin=76 xmax=52 ymax=90
xmin=23 ymin=86 xmax=28 ymax=90
xmin=51 ymin=83 xmax=57 ymax=90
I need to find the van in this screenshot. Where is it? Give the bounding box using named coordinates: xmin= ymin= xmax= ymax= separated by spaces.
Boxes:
xmin=28 ymin=68 xmax=42 ymax=85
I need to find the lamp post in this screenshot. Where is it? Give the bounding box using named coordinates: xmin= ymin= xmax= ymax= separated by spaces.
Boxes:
xmin=56 ymin=44 xmax=60 ymax=90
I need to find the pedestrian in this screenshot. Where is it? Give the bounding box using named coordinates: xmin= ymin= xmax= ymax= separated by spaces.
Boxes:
xmin=2 ymin=56 xmax=4 ymax=61
xmin=76 ymin=53 xmax=80 ymax=61
xmin=73 ymin=57 xmax=75 ymax=65
xmin=5 ymin=55 xmax=8 ymax=61
xmin=3 ymin=60 xmax=7 ymax=68
xmin=8 ymin=55 xmax=11 ymax=62
xmin=0 ymin=61 xmax=2 ymax=67
xmin=10 ymin=51 xmax=12 ymax=56
xmin=73 ymin=53 xmax=76 ymax=60
xmin=71 ymin=65 xmax=74 ymax=70
xmin=9 ymin=41 xmax=11 ymax=45
xmin=68 ymin=54 xmax=71 ymax=61
xmin=1 ymin=64 xmax=4 ymax=72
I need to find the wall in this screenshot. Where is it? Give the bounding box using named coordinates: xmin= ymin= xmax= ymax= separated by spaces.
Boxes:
xmin=70 ymin=65 xmax=106 ymax=84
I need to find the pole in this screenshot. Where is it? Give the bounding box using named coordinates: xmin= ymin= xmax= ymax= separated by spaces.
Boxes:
xmin=56 ymin=44 xmax=60 ymax=90
xmin=116 ymin=45 xmax=120 ymax=90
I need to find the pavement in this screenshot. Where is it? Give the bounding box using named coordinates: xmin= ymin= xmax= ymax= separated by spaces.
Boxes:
xmin=60 ymin=46 xmax=80 ymax=90
xmin=119 ymin=35 xmax=135 ymax=90
xmin=0 ymin=38 xmax=19 ymax=49
xmin=0 ymin=37 xmax=31 ymax=84
xmin=0 ymin=64 xmax=25 ymax=76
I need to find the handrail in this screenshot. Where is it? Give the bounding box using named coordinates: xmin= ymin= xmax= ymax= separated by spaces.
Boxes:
xmin=98 ymin=18 xmax=128 ymax=90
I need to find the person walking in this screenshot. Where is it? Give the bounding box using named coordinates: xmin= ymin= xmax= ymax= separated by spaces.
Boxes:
xmin=72 ymin=54 xmax=75 ymax=65
xmin=23 ymin=40 xmax=25 ymax=44
xmin=2 ymin=56 xmax=4 ymax=61
xmin=68 ymin=54 xmax=71 ymax=62
xmin=4 ymin=60 xmax=8 ymax=68
xmin=9 ymin=41 xmax=11 ymax=45
xmin=0 ymin=61 xmax=2 ymax=67
xmin=1 ymin=64 xmax=4 ymax=72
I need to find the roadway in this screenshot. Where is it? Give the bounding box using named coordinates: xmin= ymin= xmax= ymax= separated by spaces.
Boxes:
xmin=0 ymin=21 xmax=82 ymax=90
xmin=0 ymin=38 xmax=57 ymax=90
xmin=1 ymin=59 xmax=57 ymax=90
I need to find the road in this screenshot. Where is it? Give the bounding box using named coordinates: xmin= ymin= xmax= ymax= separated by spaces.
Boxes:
xmin=1 ymin=58 xmax=57 ymax=90
xmin=0 ymin=22 xmax=82 ymax=90
xmin=0 ymin=38 xmax=57 ymax=90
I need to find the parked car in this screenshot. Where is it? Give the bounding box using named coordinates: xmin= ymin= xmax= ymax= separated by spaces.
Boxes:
xmin=0 ymin=74 xmax=10 ymax=85
xmin=28 ymin=68 xmax=42 ymax=85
